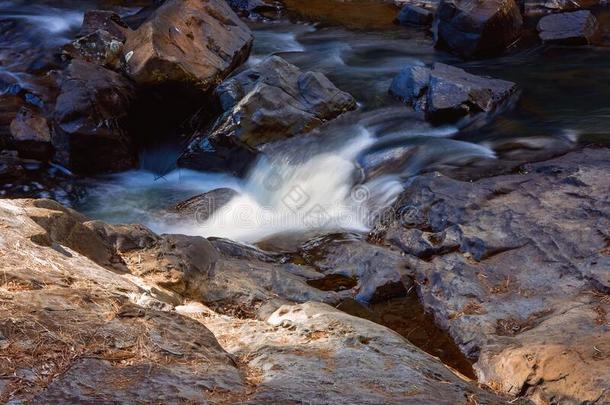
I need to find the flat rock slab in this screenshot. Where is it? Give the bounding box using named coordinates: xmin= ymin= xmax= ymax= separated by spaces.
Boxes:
xmin=375 ymin=148 xmax=610 ymax=403
xmin=537 ymin=10 xmax=601 ymax=45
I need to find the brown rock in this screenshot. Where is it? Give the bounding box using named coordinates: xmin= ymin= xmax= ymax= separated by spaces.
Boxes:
xmin=53 ymin=60 xmax=136 ymax=174
xmin=123 ymin=0 xmax=253 ymax=89
xmin=9 ymin=107 xmax=53 ymax=160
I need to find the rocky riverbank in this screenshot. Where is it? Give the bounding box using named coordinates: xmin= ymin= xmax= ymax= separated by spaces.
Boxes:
xmin=0 ymin=0 xmax=609 ymax=404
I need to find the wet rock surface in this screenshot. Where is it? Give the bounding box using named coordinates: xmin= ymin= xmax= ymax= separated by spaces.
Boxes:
xmin=52 ymin=60 xmax=136 ymax=174
xmin=537 ymin=10 xmax=601 ymax=45
xmin=374 ymin=147 xmax=610 ymax=403
xmin=434 ymin=0 xmax=523 ymax=58
xmin=396 ymin=4 xmax=434 ymax=26
xmin=179 ymin=56 xmax=356 ymax=174
xmin=389 ymin=62 xmax=518 ymax=123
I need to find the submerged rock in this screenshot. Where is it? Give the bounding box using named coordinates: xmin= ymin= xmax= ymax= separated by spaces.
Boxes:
xmin=389 ymin=62 xmax=518 ymax=123
xmin=179 ymin=56 xmax=356 ymax=174
xmin=52 ymin=60 xmax=136 ymax=174
xmin=434 ymin=0 xmax=523 ymax=58
xmin=374 ymin=147 xmax=610 ymax=403
xmin=171 ymin=187 xmax=239 ymax=222
xmin=537 ymin=10 xmax=601 ymax=45
xmin=123 ymin=0 xmax=253 ymax=90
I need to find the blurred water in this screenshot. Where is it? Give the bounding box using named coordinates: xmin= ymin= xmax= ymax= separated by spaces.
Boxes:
xmin=2 ymin=2 xmax=610 ymax=242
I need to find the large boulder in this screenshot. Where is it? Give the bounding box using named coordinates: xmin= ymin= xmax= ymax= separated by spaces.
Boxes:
xmin=537 ymin=10 xmax=601 ymax=45
xmin=434 ymin=0 xmax=523 ymax=58
xmin=374 ymin=148 xmax=610 ymax=403
xmin=123 ymin=0 xmax=253 ymax=90
xmin=389 ymin=62 xmax=518 ymax=123
xmin=179 ymin=56 xmax=357 ymax=175
xmin=52 ymin=60 xmax=136 ymax=174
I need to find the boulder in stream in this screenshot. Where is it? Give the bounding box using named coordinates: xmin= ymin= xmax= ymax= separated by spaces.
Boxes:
xmin=52 ymin=60 xmax=136 ymax=174
xmin=537 ymin=10 xmax=601 ymax=45
xmin=389 ymin=62 xmax=518 ymax=123
xmin=434 ymin=0 xmax=523 ymax=58
xmin=179 ymin=56 xmax=357 ymax=175
xmin=396 ymin=4 xmax=434 ymax=26
xmin=123 ymin=0 xmax=253 ymax=90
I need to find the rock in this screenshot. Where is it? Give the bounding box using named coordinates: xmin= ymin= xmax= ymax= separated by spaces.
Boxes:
xmin=179 ymin=56 xmax=356 ymax=174
xmin=298 ymin=233 xmax=411 ymax=302
xmin=227 ymin=0 xmax=277 ymax=14
xmin=397 ymin=5 xmax=434 ymax=26
xmin=523 ymin=0 xmax=601 ymax=16
xmin=9 ymin=107 xmax=53 ymax=160
xmin=62 ymin=11 xmax=128 ymax=71
xmin=52 ymin=60 xmax=136 ymax=174
xmin=171 ymin=187 xmax=238 ymax=222
xmin=434 ymin=0 xmax=523 ymax=58
xmin=123 ymin=0 xmax=253 ymax=90
xmin=79 ymin=10 xmax=128 ymax=40
xmin=394 ymin=0 xmax=440 ymax=9
xmin=537 ymin=10 xmax=601 ymax=45
xmin=204 ymin=302 xmax=516 ymax=404
xmin=374 ymin=147 xmax=610 ymax=403
xmin=389 ymin=62 xmax=518 ymax=123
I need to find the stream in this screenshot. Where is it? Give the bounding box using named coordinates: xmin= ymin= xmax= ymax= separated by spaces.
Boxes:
xmin=2 ymin=1 xmax=610 ymax=244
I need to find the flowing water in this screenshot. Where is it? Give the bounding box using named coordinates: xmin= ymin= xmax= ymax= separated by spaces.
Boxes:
xmin=2 ymin=1 xmax=610 ymax=244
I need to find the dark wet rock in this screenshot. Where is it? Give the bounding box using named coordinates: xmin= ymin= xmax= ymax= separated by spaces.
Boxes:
xmin=227 ymin=0 xmax=278 ymax=14
xmin=374 ymin=147 xmax=610 ymax=403
xmin=434 ymin=0 xmax=523 ymax=58
xmin=9 ymin=107 xmax=53 ymax=161
xmin=389 ymin=62 xmax=518 ymax=123
xmin=123 ymin=0 xmax=253 ymax=90
xmin=299 ymin=233 xmax=411 ymax=302
xmin=52 ymin=60 xmax=136 ymax=174
xmin=537 ymin=10 xmax=601 ymax=45
xmin=79 ymin=10 xmax=128 ymax=40
xmin=179 ymin=56 xmax=356 ymax=175
xmin=397 ymin=5 xmax=434 ymax=26
xmin=522 ymin=0 xmax=601 ymax=16
xmin=62 ymin=11 xmax=128 ymax=71
xmin=171 ymin=188 xmax=238 ymax=222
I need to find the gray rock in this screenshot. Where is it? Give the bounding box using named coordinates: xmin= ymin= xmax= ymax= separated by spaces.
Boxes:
xmin=434 ymin=0 xmax=523 ymax=58
xmin=397 ymin=5 xmax=434 ymax=26
xmin=537 ymin=10 xmax=601 ymax=45
xmin=390 ymin=62 xmax=518 ymax=123
xmin=179 ymin=56 xmax=356 ymax=175
xmin=171 ymin=187 xmax=239 ymax=222
xmin=375 ymin=147 xmax=610 ymax=403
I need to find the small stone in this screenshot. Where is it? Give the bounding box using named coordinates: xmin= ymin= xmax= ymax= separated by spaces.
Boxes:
xmin=537 ymin=10 xmax=601 ymax=45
